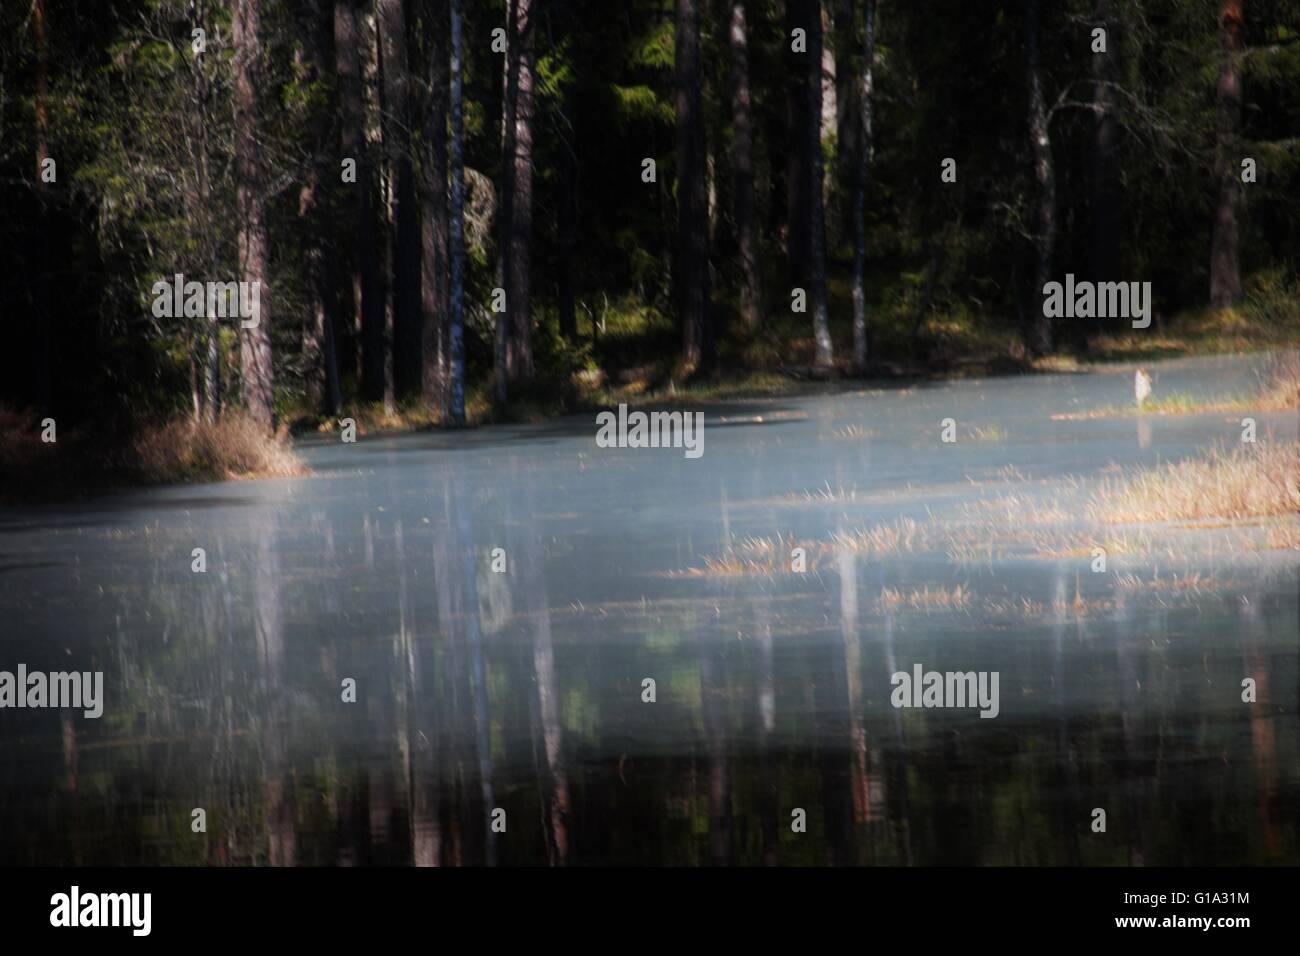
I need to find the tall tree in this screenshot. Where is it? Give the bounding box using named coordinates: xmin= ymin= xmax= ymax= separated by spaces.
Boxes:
xmin=379 ymin=0 xmax=422 ymax=402
xmin=808 ymin=0 xmax=833 ymax=367
xmin=189 ymin=0 xmax=223 ymax=422
xmin=1088 ymin=0 xmax=1121 ymax=292
xmin=299 ymin=0 xmax=342 ymax=416
xmin=729 ymin=1 xmax=761 ymax=332
xmin=556 ymin=77 xmax=578 ymax=341
xmin=32 ymin=0 xmax=51 ymax=414
xmin=421 ymin=0 xmax=451 ymax=408
xmin=1209 ymin=0 xmax=1244 ymax=309
xmin=1025 ymin=0 xmax=1056 ymax=356
xmin=850 ymin=0 xmax=876 ymax=375
xmin=786 ymin=0 xmax=811 ymax=279
xmin=336 ymin=0 xmax=386 ymax=403
xmin=447 ymin=0 xmax=467 ymax=426
xmin=234 ymin=0 xmax=274 ymax=427
xmin=676 ymin=0 xmax=711 ymax=367
xmin=498 ymin=0 xmax=538 ymax=402
xmin=832 ymin=0 xmax=860 ymax=243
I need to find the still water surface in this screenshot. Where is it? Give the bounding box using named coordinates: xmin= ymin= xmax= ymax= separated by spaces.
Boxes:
xmin=1 ymin=353 xmax=1296 ymax=864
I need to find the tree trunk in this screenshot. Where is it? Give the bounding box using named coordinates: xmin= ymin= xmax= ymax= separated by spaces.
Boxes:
xmin=422 ymin=0 xmax=451 ymax=409
xmin=32 ymin=0 xmax=51 ymax=414
xmin=497 ymin=0 xmax=537 ymax=403
xmin=336 ymin=0 xmax=386 ymax=403
xmin=676 ymin=0 xmax=711 ymax=367
xmin=809 ymin=0 xmax=833 ymax=368
xmin=234 ymin=0 xmax=274 ymax=428
xmin=851 ymin=0 xmax=876 ymax=375
xmin=1088 ymin=0 xmax=1121 ymax=294
xmin=1209 ymin=0 xmax=1243 ymax=309
xmin=729 ymin=1 xmax=762 ymax=332
xmin=301 ymin=0 xmax=342 ymax=416
xmin=379 ymin=0 xmax=422 ymax=402
xmin=786 ymin=0 xmax=811 ymax=280
xmin=1025 ymin=0 xmax=1056 ymax=356
xmin=557 ymin=100 xmax=578 ymax=340
xmin=833 ymin=0 xmax=860 ymax=245
xmin=447 ymin=0 xmax=467 ymax=426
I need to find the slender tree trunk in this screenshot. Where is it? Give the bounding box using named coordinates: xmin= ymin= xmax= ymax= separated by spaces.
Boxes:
xmin=234 ymin=0 xmax=274 ymax=427
xmin=422 ymin=0 xmax=450 ymax=409
xmin=336 ymin=0 xmax=386 ymax=402
xmin=729 ymin=1 xmax=762 ymax=332
xmin=676 ymin=0 xmax=711 ymax=367
xmin=809 ymin=1 xmax=833 ymax=367
xmin=192 ymin=0 xmax=222 ymax=421
xmin=1210 ymin=0 xmax=1243 ymax=309
xmin=1025 ymin=0 xmax=1056 ymax=356
xmin=557 ymin=103 xmax=578 ymax=340
xmin=851 ymin=0 xmax=875 ymax=375
xmin=301 ymin=0 xmax=342 ymax=415
xmin=786 ymin=0 xmax=811 ymax=279
xmin=447 ymin=0 xmax=467 ymax=426
xmin=32 ymin=0 xmax=51 ymax=414
xmin=1088 ymin=0 xmax=1121 ymax=292
xmin=833 ymin=0 xmax=860 ymax=245
xmin=497 ymin=0 xmax=537 ymax=403
xmin=378 ymin=0 xmax=422 ymax=402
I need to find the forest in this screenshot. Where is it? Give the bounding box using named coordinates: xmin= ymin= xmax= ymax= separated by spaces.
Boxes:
xmin=1 ymin=0 xmax=1298 ymax=482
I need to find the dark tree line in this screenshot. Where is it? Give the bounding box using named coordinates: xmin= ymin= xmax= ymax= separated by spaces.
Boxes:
xmin=1 ymin=0 xmax=1297 ymax=432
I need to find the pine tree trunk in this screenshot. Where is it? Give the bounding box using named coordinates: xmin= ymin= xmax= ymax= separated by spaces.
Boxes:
xmin=336 ymin=0 xmax=386 ymax=403
xmin=422 ymin=0 xmax=451 ymax=409
xmin=557 ymin=103 xmax=578 ymax=340
xmin=447 ymin=0 xmax=467 ymax=426
xmin=1025 ymin=0 xmax=1056 ymax=356
xmin=851 ymin=0 xmax=875 ymax=376
xmin=676 ymin=0 xmax=711 ymax=367
xmin=301 ymin=0 xmax=342 ymax=416
xmin=1209 ymin=0 xmax=1243 ymax=309
xmin=234 ymin=0 xmax=274 ymax=428
xmin=498 ymin=0 xmax=537 ymax=403
xmin=379 ymin=0 xmax=423 ymax=402
xmin=1088 ymin=0 xmax=1121 ymax=290
xmin=833 ymin=0 xmax=860 ymax=246
xmin=786 ymin=0 xmax=811 ymax=280
xmin=730 ymin=1 xmax=762 ymax=332
xmin=809 ymin=0 xmax=833 ymax=368
xmin=32 ymin=0 xmax=51 ymax=414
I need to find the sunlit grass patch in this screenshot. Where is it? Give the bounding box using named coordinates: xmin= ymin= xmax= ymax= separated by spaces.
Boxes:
xmin=132 ymin=414 xmax=306 ymax=483
xmin=967 ymin=424 xmax=1008 ymax=442
xmin=830 ymin=423 xmax=877 ymax=441
xmin=832 ymin=516 xmax=929 ymax=554
xmin=958 ymin=493 xmax=1072 ymax=526
xmin=674 ymin=535 xmax=810 ymax=577
xmin=1113 ymin=571 xmax=1231 ymax=594
xmin=791 ymin=482 xmax=859 ymax=503
xmin=878 ymin=584 xmax=972 ymax=611
xmin=1087 ymin=440 xmax=1300 ymax=523
xmin=1255 ymin=350 xmax=1300 ymax=411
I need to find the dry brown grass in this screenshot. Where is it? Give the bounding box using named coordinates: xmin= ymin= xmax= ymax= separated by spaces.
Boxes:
xmin=832 ymin=517 xmax=928 ymax=554
xmin=878 ymin=584 xmax=972 ymax=611
xmin=1256 ymin=351 xmax=1300 ymax=411
xmin=1087 ymin=440 xmax=1300 ymax=524
xmin=131 ymin=414 xmax=306 ymax=483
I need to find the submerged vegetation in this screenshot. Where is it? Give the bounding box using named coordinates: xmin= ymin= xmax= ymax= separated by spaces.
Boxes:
xmin=1088 ymin=439 xmax=1300 ymax=524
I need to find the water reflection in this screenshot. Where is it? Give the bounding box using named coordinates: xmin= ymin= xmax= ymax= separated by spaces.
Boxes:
xmin=1 ymin=356 xmax=1297 ymax=866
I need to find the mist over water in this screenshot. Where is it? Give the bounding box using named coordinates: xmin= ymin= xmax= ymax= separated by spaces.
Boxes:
xmin=1 ymin=353 xmax=1296 ymax=865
